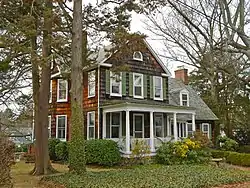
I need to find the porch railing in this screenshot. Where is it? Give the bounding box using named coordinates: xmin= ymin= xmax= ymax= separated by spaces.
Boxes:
xmin=109 ymin=137 xmax=173 ymax=152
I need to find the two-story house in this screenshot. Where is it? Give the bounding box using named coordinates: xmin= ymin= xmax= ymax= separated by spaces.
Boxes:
xmin=48 ymin=39 xmax=218 ymax=156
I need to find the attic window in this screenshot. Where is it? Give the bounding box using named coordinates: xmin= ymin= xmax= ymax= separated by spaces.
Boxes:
xmin=180 ymin=91 xmax=189 ymax=106
xmin=133 ymin=51 xmax=143 ymax=61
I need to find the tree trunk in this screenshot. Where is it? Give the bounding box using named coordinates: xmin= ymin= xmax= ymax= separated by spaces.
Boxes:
xmin=69 ymin=0 xmax=86 ymax=174
xmin=31 ymin=0 xmax=56 ymax=175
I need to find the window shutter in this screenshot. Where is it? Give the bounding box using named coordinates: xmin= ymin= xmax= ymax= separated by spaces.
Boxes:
xmin=199 ymin=124 xmax=202 ymax=133
xmin=209 ymin=124 xmax=212 ymax=139
xmin=150 ymin=76 xmax=153 ymax=99
xmin=163 ymin=77 xmax=167 ymax=100
xmin=106 ymin=69 xmax=110 ymax=94
xmin=122 ymin=72 xmax=126 ymax=96
xmin=143 ymin=74 xmax=147 ymax=98
xmin=129 ymin=72 xmax=133 ymax=97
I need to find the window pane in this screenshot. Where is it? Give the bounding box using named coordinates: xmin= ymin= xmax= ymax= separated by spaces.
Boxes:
xmin=111 ymin=126 xmax=119 ymax=138
xmin=111 ymin=113 xmax=120 ymax=125
xmin=58 ymin=116 xmax=66 ymax=128
xmin=182 ymin=94 xmax=187 ymax=100
xmin=134 ymin=75 xmax=142 ymax=85
xmin=135 ymin=86 xmax=142 ymax=96
xmin=89 ymin=127 xmax=95 ymax=139
xmin=58 ymin=80 xmax=67 ymax=100
xmin=135 ymin=132 xmax=142 ymax=138
xmin=182 ymin=101 xmax=188 ymax=106
xmin=203 ymin=124 xmax=208 ymax=132
xmin=112 ymin=85 xmax=120 ymax=94
xmin=88 ymin=71 xmax=95 ymax=96
xmin=89 ymin=113 xmax=94 ymax=126
xmin=156 ymin=127 xmax=162 ymax=137
xmin=135 ymin=116 xmax=142 ymax=131
xmin=155 ymin=77 xmax=161 ymax=87
xmin=58 ymin=128 xmax=65 ymax=139
xmin=155 ymin=88 xmax=161 ymax=97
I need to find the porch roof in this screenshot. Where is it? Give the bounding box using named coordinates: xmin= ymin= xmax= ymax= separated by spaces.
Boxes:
xmin=101 ymin=99 xmax=195 ymax=114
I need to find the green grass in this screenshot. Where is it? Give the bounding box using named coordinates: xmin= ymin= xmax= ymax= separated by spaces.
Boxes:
xmin=44 ymin=164 xmax=250 ymax=188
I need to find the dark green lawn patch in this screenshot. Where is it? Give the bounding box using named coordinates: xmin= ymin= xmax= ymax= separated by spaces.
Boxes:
xmin=44 ymin=165 xmax=250 ymax=188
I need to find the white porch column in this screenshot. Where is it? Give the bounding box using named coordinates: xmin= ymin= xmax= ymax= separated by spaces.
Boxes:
xmin=125 ymin=110 xmax=131 ymax=154
xmin=192 ymin=113 xmax=196 ymax=135
xmin=167 ymin=116 xmax=171 ymax=136
xmin=102 ymin=112 xmax=106 ymax=139
xmin=150 ymin=111 xmax=155 ymax=152
xmin=173 ymin=112 xmax=178 ymax=141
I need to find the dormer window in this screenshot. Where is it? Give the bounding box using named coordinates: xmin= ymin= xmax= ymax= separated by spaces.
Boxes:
xmin=180 ymin=91 xmax=189 ymax=106
xmin=133 ymin=51 xmax=143 ymax=61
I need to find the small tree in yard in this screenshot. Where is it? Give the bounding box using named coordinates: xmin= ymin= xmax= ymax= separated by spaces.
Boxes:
xmin=0 ymin=134 xmax=14 ymax=188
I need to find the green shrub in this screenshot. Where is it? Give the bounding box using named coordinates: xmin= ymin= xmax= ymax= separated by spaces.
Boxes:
xmin=86 ymin=139 xmax=121 ymax=166
xmin=216 ymin=136 xmax=239 ymax=151
xmin=226 ymin=152 xmax=250 ymax=167
xmin=211 ymin=149 xmax=250 ymax=167
xmin=55 ymin=142 xmax=68 ymax=161
xmin=237 ymin=145 xmax=250 ymax=153
xmin=211 ymin=150 xmax=230 ymax=158
xmin=48 ymin=138 xmax=61 ymax=161
xmin=156 ymin=139 xmax=211 ymax=165
xmin=15 ymin=144 xmax=28 ymax=153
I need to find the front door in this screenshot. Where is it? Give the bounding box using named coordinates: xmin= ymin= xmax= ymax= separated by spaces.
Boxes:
xmin=133 ymin=114 xmax=144 ymax=138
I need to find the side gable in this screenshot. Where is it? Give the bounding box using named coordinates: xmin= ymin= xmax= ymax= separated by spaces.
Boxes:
xmin=169 ymin=78 xmax=218 ymax=121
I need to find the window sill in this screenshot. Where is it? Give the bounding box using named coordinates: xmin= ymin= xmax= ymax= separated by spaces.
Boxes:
xmin=133 ymin=96 xmax=144 ymax=99
xmin=88 ymin=95 xmax=95 ymax=98
xmin=110 ymin=93 xmax=122 ymax=97
xmin=57 ymin=99 xmax=68 ymax=102
xmin=133 ymin=57 xmax=143 ymax=61
xmin=154 ymin=97 xmax=163 ymax=101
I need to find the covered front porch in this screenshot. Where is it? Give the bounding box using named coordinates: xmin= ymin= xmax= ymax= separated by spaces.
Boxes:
xmin=102 ymin=103 xmax=196 ymax=156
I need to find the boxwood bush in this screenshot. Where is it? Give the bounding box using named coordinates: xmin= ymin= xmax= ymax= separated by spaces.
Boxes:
xmin=211 ymin=149 xmax=250 ymax=167
xmin=48 ymin=138 xmax=61 ymax=161
xmin=86 ymin=139 xmax=121 ymax=166
xmin=55 ymin=142 xmax=68 ymax=162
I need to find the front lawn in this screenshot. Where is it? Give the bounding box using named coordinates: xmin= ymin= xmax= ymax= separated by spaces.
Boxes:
xmin=44 ymin=164 xmax=250 ymax=188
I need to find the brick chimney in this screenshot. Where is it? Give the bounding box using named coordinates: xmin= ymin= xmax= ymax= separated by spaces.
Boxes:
xmin=174 ymin=65 xmax=188 ymax=85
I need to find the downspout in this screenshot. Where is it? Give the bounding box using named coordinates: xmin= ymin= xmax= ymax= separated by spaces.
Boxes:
xmin=97 ymin=65 xmax=100 ymax=139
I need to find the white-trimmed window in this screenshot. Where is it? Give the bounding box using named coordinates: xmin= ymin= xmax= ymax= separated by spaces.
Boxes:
xmin=110 ymin=112 xmax=121 ymax=138
xmin=56 ymin=115 xmax=67 ymax=141
xmin=133 ymin=73 xmax=143 ymax=98
xmin=153 ymin=76 xmax=163 ymax=100
xmin=57 ymin=79 xmax=68 ymax=102
xmin=110 ymin=72 xmax=122 ymax=96
xmin=49 ymin=80 xmax=52 ymax=103
xmin=48 ymin=115 xmax=51 ymax=138
xmin=180 ymin=91 xmax=189 ymax=106
xmin=87 ymin=111 xmax=95 ymax=139
xmin=202 ymin=123 xmax=209 ymax=138
xmin=133 ymin=51 xmax=143 ymax=61
xmin=88 ymin=70 xmax=96 ymax=97
xmin=154 ymin=113 xmax=163 ymax=137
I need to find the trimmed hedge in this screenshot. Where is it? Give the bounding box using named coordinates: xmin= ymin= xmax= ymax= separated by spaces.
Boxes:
xmin=86 ymin=139 xmax=121 ymax=166
xmin=211 ymin=149 xmax=250 ymax=167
